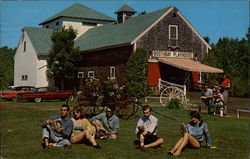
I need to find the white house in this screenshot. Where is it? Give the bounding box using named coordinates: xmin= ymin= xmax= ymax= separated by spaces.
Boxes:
xmin=14 ymin=3 xmax=115 ymax=87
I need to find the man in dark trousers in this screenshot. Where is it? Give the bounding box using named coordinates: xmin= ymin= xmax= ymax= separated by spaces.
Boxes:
xmin=201 ymin=84 xmax=213 ymax=114
xmin=135 ymin=105 xmax=164 ymax=150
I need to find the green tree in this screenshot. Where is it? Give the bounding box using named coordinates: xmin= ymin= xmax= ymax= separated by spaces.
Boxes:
xmin=204 ymin=28 xmax=250 ymax=97
xmin=0 ymin=46 xmax=15 ymax=89
xmin=125 ymin=48 xmax=148 ymax=99
xmin=47 ymin=27 xmax=80 ymax=90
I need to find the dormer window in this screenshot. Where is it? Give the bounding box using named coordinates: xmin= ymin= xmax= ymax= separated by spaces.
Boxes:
xmin=169 ymin=25 xmax=178 ymax=40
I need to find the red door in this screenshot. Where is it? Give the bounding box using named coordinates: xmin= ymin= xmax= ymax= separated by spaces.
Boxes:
xmin=148 ymin=62 xmax=161 ymax=86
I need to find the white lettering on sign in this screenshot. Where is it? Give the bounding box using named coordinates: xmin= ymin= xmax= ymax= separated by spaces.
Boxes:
xmin=152 ymin=50 xmax=193 ymax=58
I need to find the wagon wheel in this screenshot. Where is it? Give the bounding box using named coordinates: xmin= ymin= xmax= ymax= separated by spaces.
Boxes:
xmin=132 ymin=98 xmax=141 ymax=115
xmin=81 ymin=104 xmax=95 ymax=118
xmin=92 ymin=96 xmax=105 ymax=115
xmin=160 ymin=86 xmax=186 ymax=107
xmin=68 ymin=94 xmax=75 ymax=101
xmin=73 ymin=95 xmax=94 ymax=118
xmin=114 ymin=94 xmax=137 ymax=119
xmin=92 ymin=105 xmax=105 ymax=116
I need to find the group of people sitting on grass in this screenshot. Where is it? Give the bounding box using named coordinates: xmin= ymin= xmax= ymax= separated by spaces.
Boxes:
xmin=41 ymin=104 xmax=215 ymax=156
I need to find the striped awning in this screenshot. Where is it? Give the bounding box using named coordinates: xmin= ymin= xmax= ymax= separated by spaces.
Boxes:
xmin=158 ymin=57 xmax=223 ymax=73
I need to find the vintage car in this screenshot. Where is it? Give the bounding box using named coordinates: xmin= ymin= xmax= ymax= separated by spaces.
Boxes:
xmin=0 ymin=86 xmax=35 ymax=101
xmin=19 ymin=86 xmax=75 ymax=103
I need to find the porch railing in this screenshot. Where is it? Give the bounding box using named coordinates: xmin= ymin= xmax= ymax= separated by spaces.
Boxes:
xmin=158 ymin=79 xmax=186 ymax=95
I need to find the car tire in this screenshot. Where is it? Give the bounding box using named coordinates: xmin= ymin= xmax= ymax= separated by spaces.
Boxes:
xmin=11 ymin=97 xmax=17 ymax=102
xmin=34 ymin=97 xmax=42 ymax=103
xmin=68 ymin=95 xmax=74 ymax=101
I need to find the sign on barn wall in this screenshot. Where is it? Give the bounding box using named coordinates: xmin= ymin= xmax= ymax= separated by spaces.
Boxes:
xmin=152 ymin=50 xmax=193 ymax=58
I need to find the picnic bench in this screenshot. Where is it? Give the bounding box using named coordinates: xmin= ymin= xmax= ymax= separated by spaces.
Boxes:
xmin=237 ymin=109 xmax=250 ymax=119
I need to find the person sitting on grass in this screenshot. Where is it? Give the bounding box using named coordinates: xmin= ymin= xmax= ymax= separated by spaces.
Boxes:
xmin=213 ymin=86 xmax=225 ymax=114
xmin=41 ymin=104 xmax=73 ymax=150
xmin=70 ymin=106 xmax=101 ymax=149
xmin=135 ymin=105 xmax=164 ymax=150
xmin=168 ymin=111 xmax=215 ymax=156
xmin=91 ymin=106 xmax=119 ymax=140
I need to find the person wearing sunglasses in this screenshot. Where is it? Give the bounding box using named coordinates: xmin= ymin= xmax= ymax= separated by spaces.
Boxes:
xmin=91 ymin=106 xmax=120 ymax=140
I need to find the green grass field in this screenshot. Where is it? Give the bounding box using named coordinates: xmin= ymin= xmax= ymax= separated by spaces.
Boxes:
xmin=1 ymin=101 xmax=249 ymax=159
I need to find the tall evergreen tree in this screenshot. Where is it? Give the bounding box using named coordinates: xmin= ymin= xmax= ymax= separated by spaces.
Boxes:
xmin=0 ymin=46 xmax=15 ymax=89
xmin=204 ymin=28 xmax=250 ymax=97
xmin=47 ymin=27 xmax=80 ymax=90
xmin=125 ymin=48 xmax=148 ymax=99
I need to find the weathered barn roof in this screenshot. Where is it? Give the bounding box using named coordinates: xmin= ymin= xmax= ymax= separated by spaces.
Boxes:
xmin=39 ymin=3 xmax=115 ymax=25
xmin=115 ymin=4 xmax=137 ymax=14
xmin=24 ymin=4 xmax=211 ymax=55
xmin=24 ymin=6 xmax=172 ymax=54
xmin=75 ymin=7 xmax=172 ymax=52
xmin=24 ymin=27 xmax=53 ymax=55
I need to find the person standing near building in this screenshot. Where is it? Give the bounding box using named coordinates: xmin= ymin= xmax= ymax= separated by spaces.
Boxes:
xmin=219 ymin=74 xmax=231 ymax=104
xmin=200 ymin=84 xmax=213 ymax=114
xmin=135 ymin=105 xmax=164 ymax=150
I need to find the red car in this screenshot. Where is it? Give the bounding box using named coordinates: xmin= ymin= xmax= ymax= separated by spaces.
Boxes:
xmin=19 ymin=86 xmax=74 ymax=103
xmin=0 ymin=86 xmax=35 ymax=101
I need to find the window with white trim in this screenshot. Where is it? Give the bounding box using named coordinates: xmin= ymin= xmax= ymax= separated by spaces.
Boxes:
xmin=110 ymin=67 xmax=116 ymax=78
xmin=21 ymin=75 xmax=28 ymax=81
xmin=23 ymin=41 xmax=26 ymax=52
xmin=78 ymin=72 xmax=84 ymax=78
xmin=88 ymin=71 xmax=95 ymax=78
xmin=169 ymin=25 xmax=178 ymax=40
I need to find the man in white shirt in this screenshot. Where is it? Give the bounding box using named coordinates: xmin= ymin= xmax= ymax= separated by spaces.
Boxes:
xmin=135 ymin=105 xmax=164 ymax=150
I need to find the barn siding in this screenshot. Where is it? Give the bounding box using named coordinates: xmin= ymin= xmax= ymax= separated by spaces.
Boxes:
xmin=136 ymin=9 xmax=208 ymax=61
xmin=78 ymin=46 xmax=133 ymax=87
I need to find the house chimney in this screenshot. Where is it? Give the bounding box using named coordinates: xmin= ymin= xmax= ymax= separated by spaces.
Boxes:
xmin=115 ymin=4 xmax=137 ymax=24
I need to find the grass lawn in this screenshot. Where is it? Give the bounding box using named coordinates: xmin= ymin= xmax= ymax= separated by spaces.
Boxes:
xmin=1 ymin=101 xmax=249 ymax=159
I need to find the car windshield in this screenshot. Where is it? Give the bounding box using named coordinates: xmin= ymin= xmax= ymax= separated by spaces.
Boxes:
xmin=31 ymin=88 xmax=38 ymax=92
xmin=37 ymin=88 xmax=47 ymax=92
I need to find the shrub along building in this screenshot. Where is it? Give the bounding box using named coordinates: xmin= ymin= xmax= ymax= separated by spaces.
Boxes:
xmin=14 ymin=3 xmax=223 ymax=90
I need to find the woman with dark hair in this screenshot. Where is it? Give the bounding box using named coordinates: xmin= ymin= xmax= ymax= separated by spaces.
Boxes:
xmin=70 ymin=107 xmax=101 ymax=148
xmin=168 ymin=111 xmax=213 ymax=156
